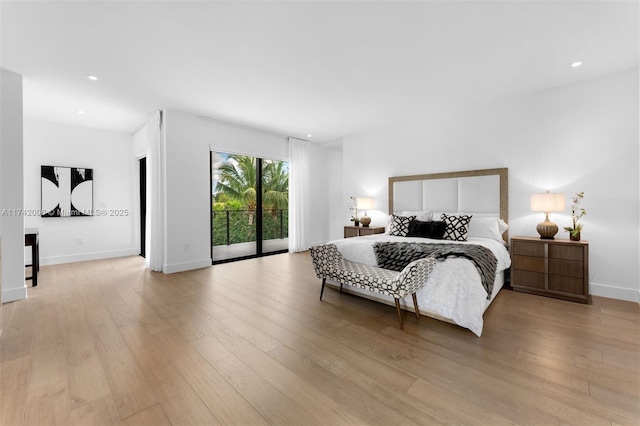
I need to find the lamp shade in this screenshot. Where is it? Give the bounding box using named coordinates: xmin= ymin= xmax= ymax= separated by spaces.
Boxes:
xmin=356 ymin=197 xmax=374 ymax=210
xmin=531 ymin=193 xmax=565 ymax=213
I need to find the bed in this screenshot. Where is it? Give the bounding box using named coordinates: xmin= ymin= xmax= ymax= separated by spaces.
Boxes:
xmin=318 ymin=167 xmax=510 ymax=336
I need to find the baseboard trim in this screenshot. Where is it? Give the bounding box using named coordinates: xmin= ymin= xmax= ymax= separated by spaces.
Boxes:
xmin=590 ymin=282 xmax=640 ymax=303
xmin=39 ymin=248 xmax=140 ymax=266
xmin=2 ymin=285 xmax=28 ymax=303
xmin=336 ymin=281 xmax=640 ymax=305
xmin=163 ymin=258 xmax=212 ymax=274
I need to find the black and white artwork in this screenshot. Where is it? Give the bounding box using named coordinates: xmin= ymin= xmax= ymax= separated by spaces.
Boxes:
xmin=41 ymin=166 xmax=93 ymax=217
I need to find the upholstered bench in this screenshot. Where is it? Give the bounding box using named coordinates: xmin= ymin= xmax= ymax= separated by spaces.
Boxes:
xmin=309 ymin=243 xmax=436 ymax=329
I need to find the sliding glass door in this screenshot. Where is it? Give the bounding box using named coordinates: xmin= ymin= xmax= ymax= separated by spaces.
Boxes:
xmin=261 ymin=159 xmax=289 ymax=255
xmin=211 ymin=152 xmax=288 ymax=263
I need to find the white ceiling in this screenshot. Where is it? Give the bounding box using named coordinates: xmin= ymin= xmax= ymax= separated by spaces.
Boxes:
xmin=1 ymin=1 xmax=638 ymax=142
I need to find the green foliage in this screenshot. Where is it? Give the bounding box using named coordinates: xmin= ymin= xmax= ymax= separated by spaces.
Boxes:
xmin=211 ymin=209 xmax=288 ymax=246
xmin=263 ymin=160 xmax=288 ymax=213
xmin=225 ymin=199 xmax=243 ymax=210
xmin=215 ymin=155 xmax=258 ymax=211
xmin=212 ymin=154 xmax=289 ymax=247
xmin=563 ymin=223 xmax=583 ymax=238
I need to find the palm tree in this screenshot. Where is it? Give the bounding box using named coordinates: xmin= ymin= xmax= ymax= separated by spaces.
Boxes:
xmin=214 ymin=155 xmax=289 ymax=228
xmin=215 ymin=155 xmax=257 ymax=223
xmin=262 ymin=160 xmax=288 ymax=215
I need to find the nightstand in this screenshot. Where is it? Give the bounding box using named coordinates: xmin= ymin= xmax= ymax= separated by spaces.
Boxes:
xmin=511 ymin=236 xmax=590 ymax=304
xmin=344 ymin=226 xmax=385 ymax=238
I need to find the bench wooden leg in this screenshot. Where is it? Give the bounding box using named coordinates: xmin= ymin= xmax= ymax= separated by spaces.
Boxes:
xmin=320 ymin=278 xmax=326 ymax=300
xmin=412 ymin=293 xmax=420 ymax=318
xmin=394 ymin=298 xmax=404 ymax=330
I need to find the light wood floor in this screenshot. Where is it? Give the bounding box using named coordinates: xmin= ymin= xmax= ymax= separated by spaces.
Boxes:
xmin=1 ymin=253 xmax=638 ymax=425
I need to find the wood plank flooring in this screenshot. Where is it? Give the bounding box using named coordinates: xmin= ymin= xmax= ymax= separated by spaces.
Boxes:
xmin=1 ymin=253 xmax=638 ymax=425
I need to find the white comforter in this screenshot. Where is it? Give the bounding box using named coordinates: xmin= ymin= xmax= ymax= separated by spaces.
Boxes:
xmin=330 ymin=234 xmax=511 ymax=336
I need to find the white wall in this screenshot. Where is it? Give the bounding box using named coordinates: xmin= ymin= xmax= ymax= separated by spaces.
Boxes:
xmin=163 ymin=111 xmax=288 ymax=273
xmin=0 ymin=186 xmax=1 ymax=334
xmin=0 ymin=69 xmax=26 ymax=303
xmin=23 ymin=119 xmax=138 ymax=265
xmin=307 ymin=140 xmax=344 ymax=244
xmin=132 ymin=125 xmax=147 ymax=158
xmin=341 ymin=68 xmax=639 ymax=302
xmin=308 ymin=141 xmax=344 ymax=245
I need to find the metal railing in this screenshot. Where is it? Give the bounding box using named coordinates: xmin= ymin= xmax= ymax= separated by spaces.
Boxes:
xmin=212 ymin=209 xmax=288 ymax=246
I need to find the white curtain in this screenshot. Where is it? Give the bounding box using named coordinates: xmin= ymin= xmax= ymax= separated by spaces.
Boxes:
xmin=288 ymin=137 xmax=310 ymax=252
xmin=147 ymin=111 xmax=165 ymax=271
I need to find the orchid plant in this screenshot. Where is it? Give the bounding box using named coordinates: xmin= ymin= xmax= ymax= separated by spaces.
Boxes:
xmin=564 ymin=192 xmax=586 ymax=239
xmin=349 ymin=196 xmax=359 ymax=223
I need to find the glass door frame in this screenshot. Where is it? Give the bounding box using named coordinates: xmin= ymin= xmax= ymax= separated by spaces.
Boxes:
xmin=210 ymin=152 xmax=288 ymax=264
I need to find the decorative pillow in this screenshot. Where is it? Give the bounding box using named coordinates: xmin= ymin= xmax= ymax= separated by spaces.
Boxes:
xmin=401 ymin=210 xmax=432 ymax=222
xmin=388 ymin=214 xmax=416 ymax=237
xmin=468 ymin=217 xmax=508 ymax=242
xmin=407 ymin=220 xmax=446 ymax=239
xmin=441 ymin=213 xmax=473 ymax=241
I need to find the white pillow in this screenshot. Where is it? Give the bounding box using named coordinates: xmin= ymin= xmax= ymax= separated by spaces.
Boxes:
xmin=431 ymin=212 xmax=457 ymax=220
xmin=497 ymin=218 xmax=509 ymax=235
xmin=401 ymin=210 xmax=432 ymax=221
xmin=468 ymin=217 xmax=508 ymax=242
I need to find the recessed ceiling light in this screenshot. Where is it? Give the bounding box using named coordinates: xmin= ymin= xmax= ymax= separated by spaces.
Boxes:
xmin=571 ymin=61 xmax=582 ymax=68
xmin=76 ymin=110 xmax=86 ymax=115
xmin=307 ymin=134 xmax=312 ymax=138
xmin=86 ymin=74 xmax=99 ymax=81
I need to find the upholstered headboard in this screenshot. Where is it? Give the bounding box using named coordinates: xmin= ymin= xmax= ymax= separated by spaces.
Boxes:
xmin=389 ymin=167 xmax=509 ymax=238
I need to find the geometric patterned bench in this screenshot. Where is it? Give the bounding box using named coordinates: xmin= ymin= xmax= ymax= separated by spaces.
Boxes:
xmin=309 ymin=243 xmax=437 ymax=329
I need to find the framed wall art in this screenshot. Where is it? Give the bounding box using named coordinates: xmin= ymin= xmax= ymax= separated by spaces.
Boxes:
xmin=41 ymin=165 xmax=93 ymax=217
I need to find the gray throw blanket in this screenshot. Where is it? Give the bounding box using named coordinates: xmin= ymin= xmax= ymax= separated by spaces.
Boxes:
xmin=373 ymin=242 xmax=497 ymax=298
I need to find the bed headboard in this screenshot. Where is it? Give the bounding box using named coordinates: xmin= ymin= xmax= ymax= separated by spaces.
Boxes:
xmin=389 ymin=167 xmax=509 ymax=238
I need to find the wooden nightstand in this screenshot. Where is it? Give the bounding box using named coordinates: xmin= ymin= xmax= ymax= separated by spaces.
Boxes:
xmin=344 ymin=226 xmax=385 ymax=238
xmin=511 ymin=236 xmax=590 ymax=304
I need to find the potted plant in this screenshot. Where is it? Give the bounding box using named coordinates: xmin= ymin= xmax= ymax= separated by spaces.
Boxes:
xmin=564 ymin=192 xmax=586 ymax=241
xmin=349 ymin=196 xmax=360 ymax=226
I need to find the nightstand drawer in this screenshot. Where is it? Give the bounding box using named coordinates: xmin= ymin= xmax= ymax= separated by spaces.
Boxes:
xmin=510 ymin=236 xmax=590 ymax=304
xmin=549 ymin=245 xmax=584 ymax=261
xmin=549 ymin=275 xmax=585 ymax=295
xmin=513 ymin=270 xmax=545 ymax=289
xmin=344 ymin=227 xmax=359 ymax=238
xmin=359 ymin=227 xmax=382 ymax=236
xmin=344 ymin=226 xmax=385 ymax=238
xmin=549 ymin=258 xmax=584 ymax=278
xmin=513 ymin=255 xmax=545 ymax=273
xmin=513 ymin=241 xmax=545 ymax=257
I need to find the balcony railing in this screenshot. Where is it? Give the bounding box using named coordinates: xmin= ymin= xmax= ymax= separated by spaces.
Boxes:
xmin=212 ymin=209 xmax=288 ymax=246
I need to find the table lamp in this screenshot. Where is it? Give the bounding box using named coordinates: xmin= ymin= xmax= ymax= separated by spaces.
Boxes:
xmin=356 ymin=197 xmax=375 ymax=227
xmin=531 ymin=192 xmax=565 ymax=239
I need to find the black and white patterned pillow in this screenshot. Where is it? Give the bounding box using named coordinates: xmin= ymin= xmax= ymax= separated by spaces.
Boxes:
xmin=388 ymin=214 xmax=416 ymax=236
xmin=441 ymin=213 xmax=473 ymax=241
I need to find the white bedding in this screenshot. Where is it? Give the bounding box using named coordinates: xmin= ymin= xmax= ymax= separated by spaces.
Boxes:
xmin=330 ymin=234 xmax=511 ymax=336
